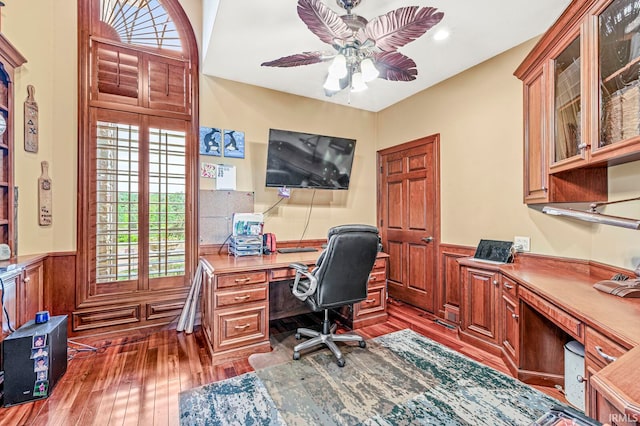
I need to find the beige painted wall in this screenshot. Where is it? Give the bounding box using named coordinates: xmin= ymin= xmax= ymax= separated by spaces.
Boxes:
xmin=377 ymin=38 xmax=640 ymax=270
xmin=3 ymin=0 xmax=77 ymax=255
xmin=199 ymin=78 xmax=378 ymax=241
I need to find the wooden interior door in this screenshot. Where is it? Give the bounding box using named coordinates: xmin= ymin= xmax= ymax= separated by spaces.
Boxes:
xmin=377 ymin=135 xmax=440 ymax=312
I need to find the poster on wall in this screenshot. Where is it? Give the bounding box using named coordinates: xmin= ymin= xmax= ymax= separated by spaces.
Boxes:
xmin=223 ymin=130 xmax=245 ymax=158
xmin=199 ymin=127 xmax=221 ymax=156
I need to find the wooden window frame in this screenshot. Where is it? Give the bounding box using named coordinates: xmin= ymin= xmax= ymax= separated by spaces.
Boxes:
xmin=77 ymin=0 xmax=199 ymax=306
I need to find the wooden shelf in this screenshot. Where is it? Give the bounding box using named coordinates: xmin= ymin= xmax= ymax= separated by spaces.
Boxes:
xmin=602 ymin=56 xmax=640 ymax=93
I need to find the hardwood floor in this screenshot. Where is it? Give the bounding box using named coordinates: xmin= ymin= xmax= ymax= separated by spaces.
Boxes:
xmin=0 ymin=299 xmax=562 ymax=425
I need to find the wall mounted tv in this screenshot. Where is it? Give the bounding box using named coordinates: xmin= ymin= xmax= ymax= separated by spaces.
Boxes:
xmin=265 ymin=129 xmax=356 ymax=190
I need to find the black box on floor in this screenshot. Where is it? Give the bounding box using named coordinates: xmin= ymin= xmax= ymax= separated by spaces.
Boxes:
xmin=2 ymin=315 xmax=67 ymax=406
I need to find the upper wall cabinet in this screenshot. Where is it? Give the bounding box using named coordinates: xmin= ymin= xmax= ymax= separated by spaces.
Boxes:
xmin=516 ymin=0 xmax=640 ymax=204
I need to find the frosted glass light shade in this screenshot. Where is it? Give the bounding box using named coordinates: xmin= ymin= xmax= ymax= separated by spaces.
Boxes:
xmin=328 ymin=54 xmax=347 ymax=79
xmin=323 ymin=75 xmax=341 ymax=91
xmin=361 ymin=57 xmax=379 ymax=82
xmin=351 ymin=72 xmax=367 ymax=92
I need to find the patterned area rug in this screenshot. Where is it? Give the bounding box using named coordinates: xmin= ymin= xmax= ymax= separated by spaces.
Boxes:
xmin=179 ymin=329 xmax=560 ymax=425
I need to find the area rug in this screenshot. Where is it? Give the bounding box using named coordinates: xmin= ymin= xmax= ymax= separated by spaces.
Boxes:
xmin=179 ymin=329 xmax=561 ymax=425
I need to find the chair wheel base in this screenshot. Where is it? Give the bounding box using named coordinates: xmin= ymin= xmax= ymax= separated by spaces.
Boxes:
xmin=337 ymin=358 xmax=345 ymax=367
xmin=293 ymin=351 xmax=300 ymax=360
xmin=359 ymin=340 xmax=366 ymax=348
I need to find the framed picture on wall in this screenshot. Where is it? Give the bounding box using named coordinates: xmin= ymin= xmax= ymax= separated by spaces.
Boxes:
xmin=223 ymin=130 xmax=245 ymax=158
xmin=200 ymin=126 xmax=221 ymax=156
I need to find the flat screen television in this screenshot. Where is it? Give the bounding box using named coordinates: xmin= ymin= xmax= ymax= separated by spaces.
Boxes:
xmin=265 ymin=129 xmax=356 ymax=190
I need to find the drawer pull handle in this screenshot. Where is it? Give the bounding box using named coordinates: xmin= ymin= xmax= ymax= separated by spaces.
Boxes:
xmin=576 ymin=375 xmax=587 ymax=383
xmin=234 ymin=295 xmax=251 ymax=300
xmin=234 ymin=277 xmax=251 ymax=283
xmin=234 ymin=323 xmax=251 ymax=330
xmin=364 ymin=299 xmax=375 ymax=304
xmin=369 ymin=276 xmax=377 ymax=281
xmin=512 ymin=313 xmax=519 ymax=320
xmin=595 ymin=345 xmax=617 ymax=363
xmin=492 ymin=280 xmax=499 ymax=286
xmin=503 ymin=283 xmax=513 ymax=290
xmin=23 ymin=277 xmax=31 ymax=283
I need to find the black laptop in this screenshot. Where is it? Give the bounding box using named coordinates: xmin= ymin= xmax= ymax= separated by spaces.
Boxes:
xmin=473 ymin=239 xmax=514 ymax=264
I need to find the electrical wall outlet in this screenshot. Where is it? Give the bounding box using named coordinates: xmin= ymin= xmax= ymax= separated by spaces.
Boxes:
xmin=514 ymin=236 xmax=530 ymax=252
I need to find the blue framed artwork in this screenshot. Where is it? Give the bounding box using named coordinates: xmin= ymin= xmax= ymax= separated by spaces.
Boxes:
xmin=200 ymin=126 xmax=221 ymax=156
xmin=224 ymin=130 xmax=245 ymax=158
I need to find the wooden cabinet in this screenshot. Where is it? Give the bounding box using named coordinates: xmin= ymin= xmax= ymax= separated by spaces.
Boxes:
xmin=523 ymin=66 xmax=549 ymax=204
xmin=514 ymin=0 xmax=640 ymax=204
xmin=336 ymin=257 xmax=388 ymax=328
xmin=460 ymin=266 xmax=501 ymax=353
xmin=584 ymin=326 xmax=631 ymax=420
xmin=19 ymin=261 xmax=44 ymax=325
xmin=0 ymin=36 xmax=26 ymax=254
xmin=201 ymin=265 xmax=270 ymax=362
xmin=500 ymin=275 xmax=519 ymax=373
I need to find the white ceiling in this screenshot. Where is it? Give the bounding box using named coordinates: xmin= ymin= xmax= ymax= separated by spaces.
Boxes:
xmin=201 ymin=0 xmax=571 ymax=112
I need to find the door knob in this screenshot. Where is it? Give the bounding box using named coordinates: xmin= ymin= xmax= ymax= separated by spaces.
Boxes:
xmin=421 ymin=236 xmax=434 ymax=243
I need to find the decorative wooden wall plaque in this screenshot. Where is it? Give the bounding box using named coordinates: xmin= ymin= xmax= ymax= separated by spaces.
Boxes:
xmin=24 ymin=85 xmax=38 ymax=153
xmin=38 ymin=161 xmax=52 ymax=226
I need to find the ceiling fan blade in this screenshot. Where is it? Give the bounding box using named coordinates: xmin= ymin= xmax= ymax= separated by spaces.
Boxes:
xmin=374 ymin=51 xmax=418 ymax=81
xmin=298 ymin=0 xmax=352 ymax=45
xmin=261 ymin=52 xmax=328 ymax=68
xmin=361 ymin=6 xmax=444 ymax=52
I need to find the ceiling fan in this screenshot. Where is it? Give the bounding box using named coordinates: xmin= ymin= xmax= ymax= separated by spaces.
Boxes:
xmin=261 ymin=0 xmax=444 ymax=96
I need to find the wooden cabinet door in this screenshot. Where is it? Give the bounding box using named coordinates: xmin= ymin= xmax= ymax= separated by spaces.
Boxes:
xmin=20 ymin=261 xmax=44 ymax=325
xmin=378 ymin=135 xmax=439 ymax=313
xmin=523 ymin=66 xmax=549 ymax=204
xmin=501 ymin=292 xmax=519 ymax=364
xmin=461 ymin=267 xmax=499 ymax=344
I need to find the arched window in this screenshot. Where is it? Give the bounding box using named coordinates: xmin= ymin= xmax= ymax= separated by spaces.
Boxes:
xmin=77 ymin=0 xmax=198 ymax=327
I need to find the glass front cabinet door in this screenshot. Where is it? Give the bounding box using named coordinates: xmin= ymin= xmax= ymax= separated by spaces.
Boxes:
xmin=593 ymin=0 xmax=640 ymax=161
xmin=551 ymin=33 xmax=585 ymax=170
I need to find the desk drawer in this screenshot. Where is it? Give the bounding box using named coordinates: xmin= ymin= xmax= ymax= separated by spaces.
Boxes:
xmin=585 ymin=327 xmax=628 ymax=369
xmin=368 ymin=270 xmax=386 ymax=287
xmin=519 ymin=286 xmax=583 ymax=341
xmin=372 ymin=258 xmax=386 ymax=270
xmin=501 ymin=276 xmax=518 ymax=301
xmin=356 ymin=287 xmax=385 ymax=317
xmin=217 ymin=271 xmax=267 ymax=289
xmin=214 ymin=304 xmax=268 ymax=351
xmin=215 ymin=285 xmax=268 ymax=308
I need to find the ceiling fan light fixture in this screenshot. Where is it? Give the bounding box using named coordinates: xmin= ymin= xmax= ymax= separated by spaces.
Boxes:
xmin=328 ymin=54 xmax=348 ymax=78
xmin=351 ymin=72 xmax=367 ymax=92
xmin=361 ymin=57 xmax=379 ymax=82
xmin=323 ymin=74 xmax=342 ymax=91
xmin=262 ymin=0 xmax=445 ymax=96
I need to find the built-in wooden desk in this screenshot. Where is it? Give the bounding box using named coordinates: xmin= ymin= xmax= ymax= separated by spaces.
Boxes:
xmin=458 ymin=257 xmax=640 ymax=424
xmin=199 ymin=251 xmax=389 ymax=363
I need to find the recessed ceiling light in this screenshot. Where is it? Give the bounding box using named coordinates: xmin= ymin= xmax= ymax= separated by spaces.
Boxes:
xmin=433 ymin=29 xmax=450 ymax=41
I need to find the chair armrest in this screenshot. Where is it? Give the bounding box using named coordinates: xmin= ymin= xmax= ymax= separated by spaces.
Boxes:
xmin=289 ymin=263 xmax=317 ymax=301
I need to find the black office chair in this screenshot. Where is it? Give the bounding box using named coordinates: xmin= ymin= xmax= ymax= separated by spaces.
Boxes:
xmin=288 ymin=224 xmax=379 ymax=367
